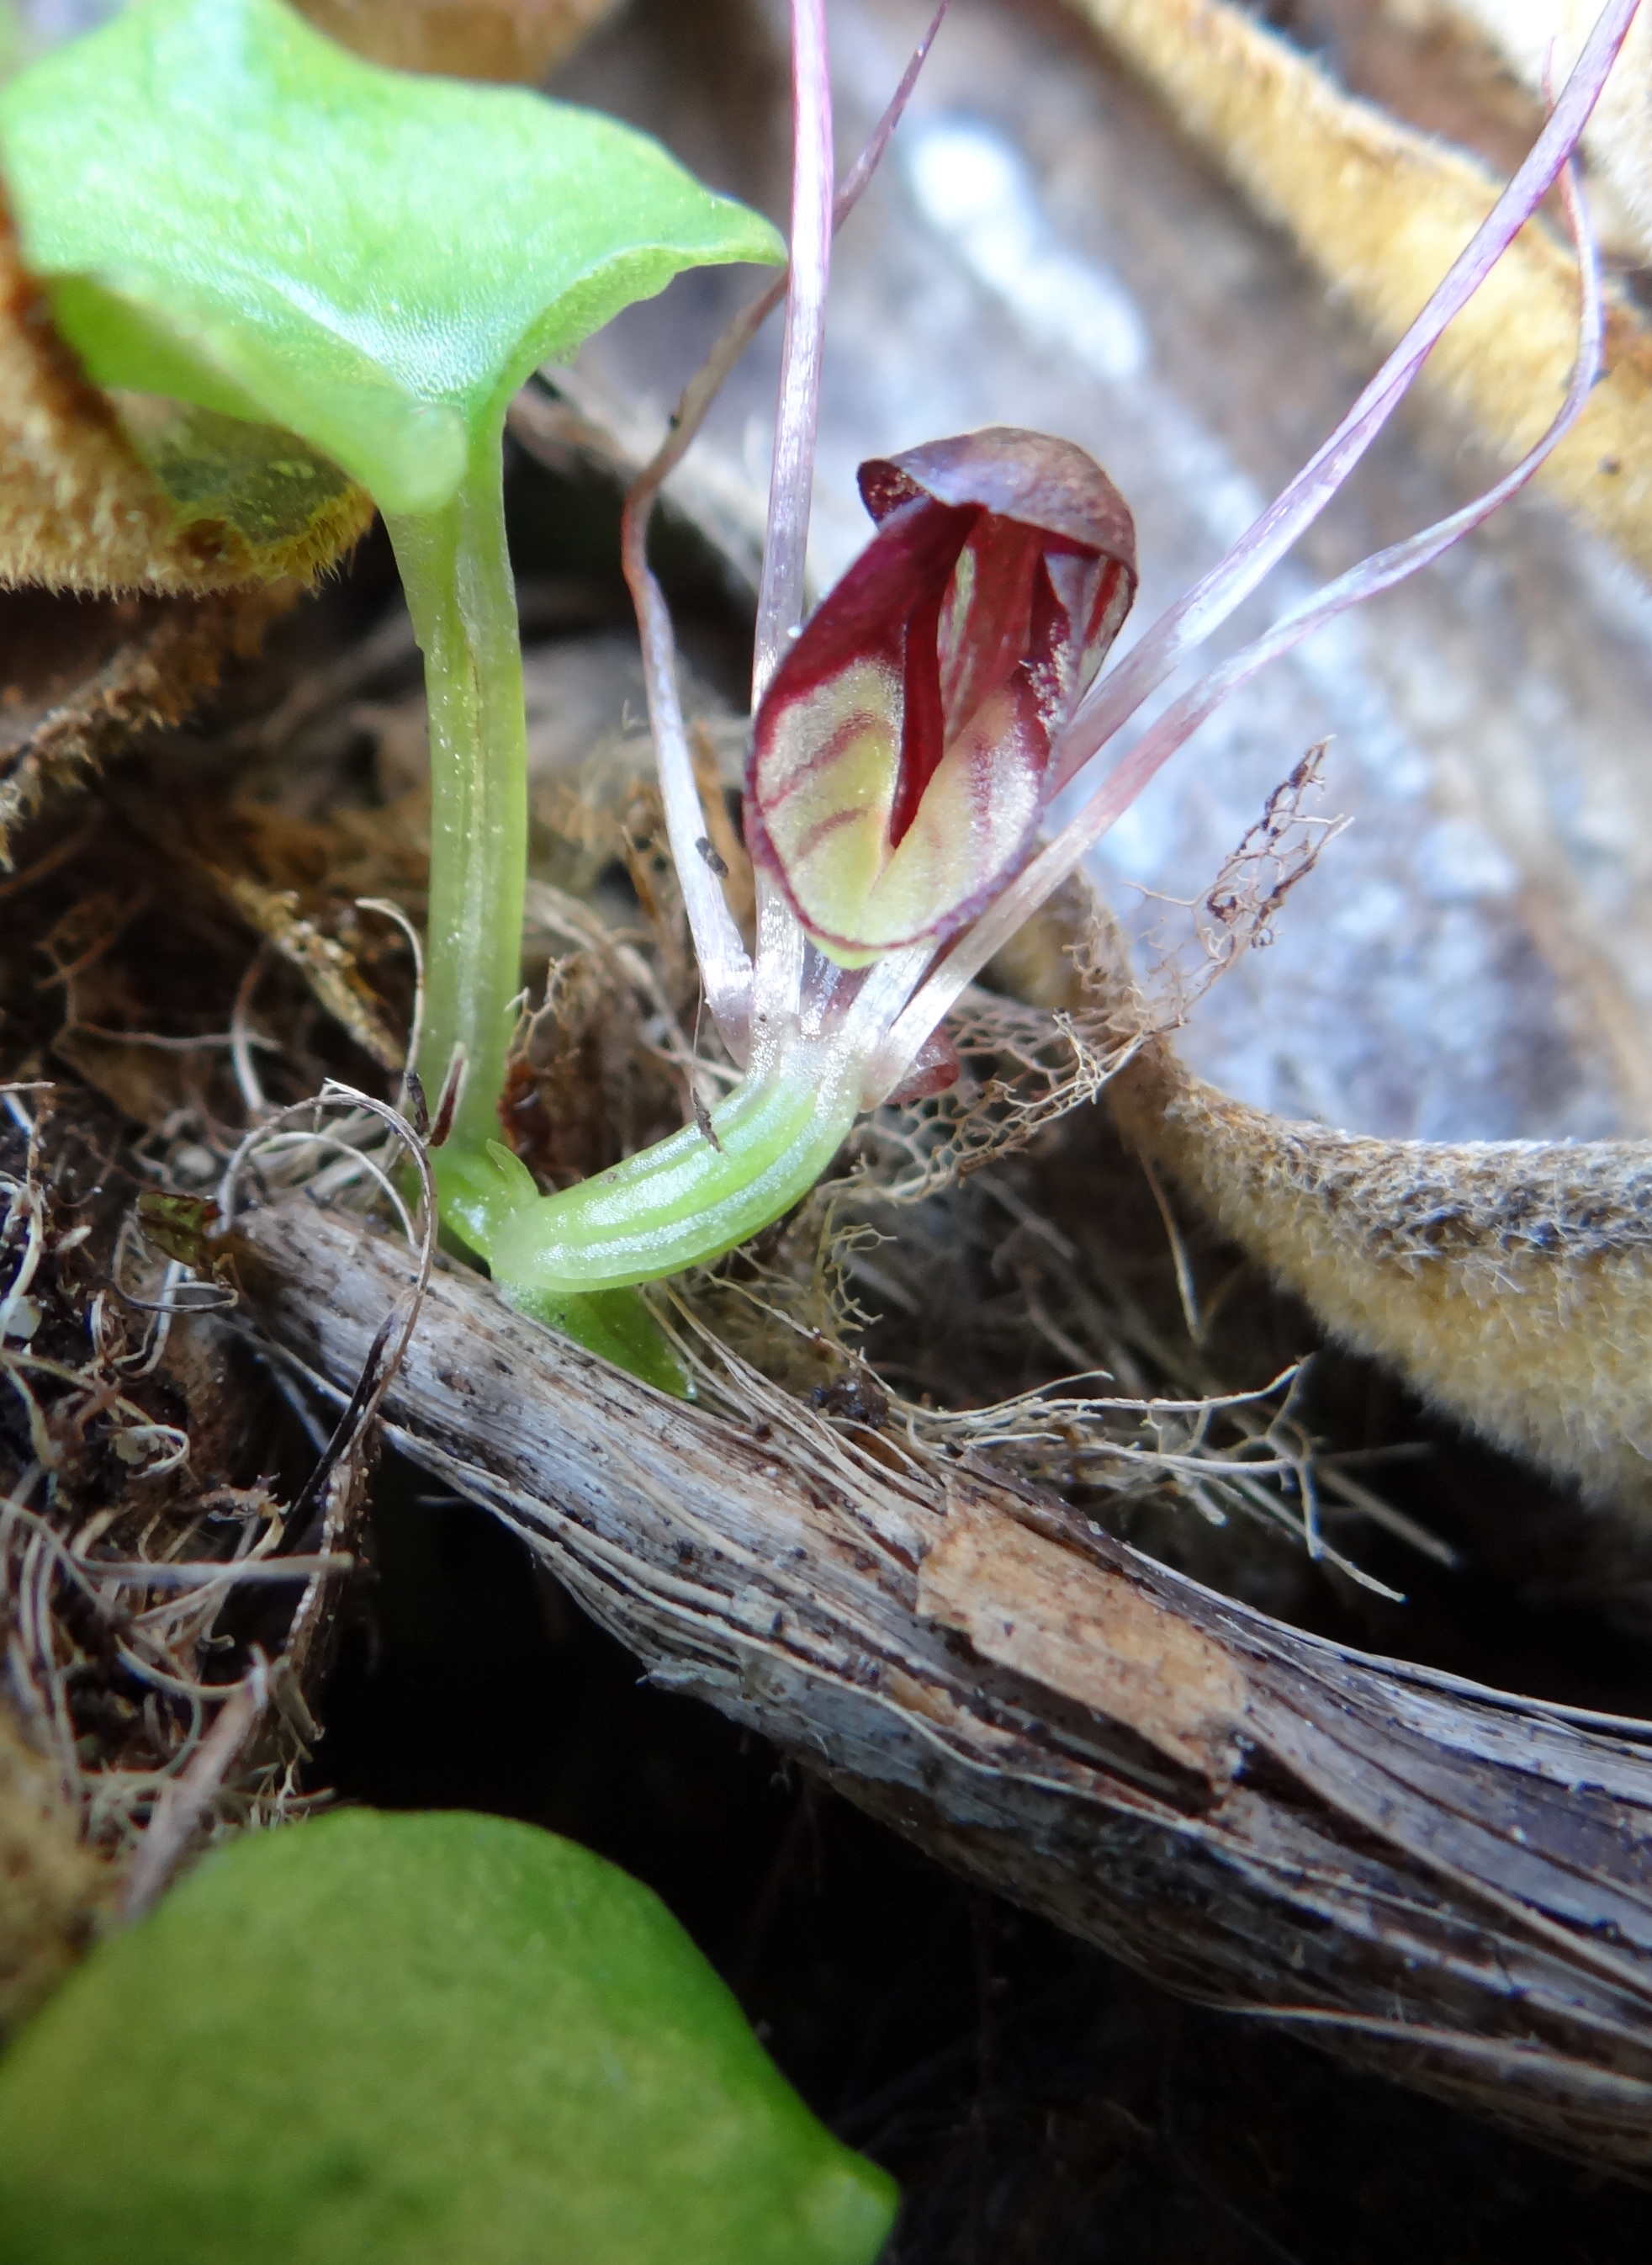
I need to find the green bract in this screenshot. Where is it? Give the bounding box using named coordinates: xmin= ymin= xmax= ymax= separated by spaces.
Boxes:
xmin=0 ymin=0 xmax=781 ymax=517
xmin=0 ymin=1810 xmax=897 ymax=2265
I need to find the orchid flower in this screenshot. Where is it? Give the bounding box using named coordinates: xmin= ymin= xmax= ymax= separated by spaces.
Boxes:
xmin=477 ymin=0 xmax=1638 ymax=1318
xmin=0 ymin=0 xmax=793 ymax=1391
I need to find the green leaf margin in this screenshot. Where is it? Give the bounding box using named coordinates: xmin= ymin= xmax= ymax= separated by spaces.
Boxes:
xmin=0 ymin=0 xmax=783 ymax=517
xmin=0 ymin=1808 xmax=896 ymax=2265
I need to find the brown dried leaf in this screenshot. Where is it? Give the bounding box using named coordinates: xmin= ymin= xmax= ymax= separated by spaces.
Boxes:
xmin=0 ymin=586 xmax=289 ymax=864
xmin=0 ymin=1706 xmax=105 ymax=2037
xmin=295 ymin=0 xmax=619 ymax=82
xmin=1121 ymin=1050 xmax=1652 ymax=1523
xmin=0 ymin=198 xmax=373 ymax=598
xmin=1068 ymin=0 xmax=1652 ymax=580
xmin=1054 ymin=903 xmax=1652 ymax=1529
xmin=178 ymin=803 xmax=415 ymax=1075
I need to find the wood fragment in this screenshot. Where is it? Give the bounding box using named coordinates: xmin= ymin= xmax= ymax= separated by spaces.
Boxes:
xmin=919 ymin=1496 xmax=1245 ymax=1783
xmin=236 ymin=1197 xmax=1652 ymax=2170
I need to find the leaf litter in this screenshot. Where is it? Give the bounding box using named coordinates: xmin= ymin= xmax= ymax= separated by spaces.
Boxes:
xmin=4 ymin=2 xmax=1652 ymax=2228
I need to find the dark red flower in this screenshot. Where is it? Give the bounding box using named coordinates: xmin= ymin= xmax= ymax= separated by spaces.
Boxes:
xmin=746 ymin=426 xmax=1136 ymax=963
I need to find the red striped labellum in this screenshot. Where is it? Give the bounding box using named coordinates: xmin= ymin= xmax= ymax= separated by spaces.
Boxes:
xmin=747 ymin=427 xmax=1136 ymax=963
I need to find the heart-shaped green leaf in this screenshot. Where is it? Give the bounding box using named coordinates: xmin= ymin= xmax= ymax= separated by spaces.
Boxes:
xmin=0 ymin=0 xmax=782 ymax=517
xmin=0 ymin=1809 xmax=897 ymax=2265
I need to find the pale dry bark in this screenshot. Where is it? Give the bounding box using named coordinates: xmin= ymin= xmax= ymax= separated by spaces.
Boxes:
xmin=238 ymin=1198 xmax=1652 ymax=2172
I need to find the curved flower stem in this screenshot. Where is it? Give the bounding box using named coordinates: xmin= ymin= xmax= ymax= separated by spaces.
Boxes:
xmin=484 ymin=938 xmax=932 ymax=1302
xmin=385 ymin=439 xmax=527 ymax=1170
xmin=387 ymin=448 xmax=688 ymax=1396
xmin=431 ymin=1 xmax=944 ymax=1318
xmin=487 ymin=1051 xmax=862 ymax=1297
xmin=486 ymin=4 xmax=953 ymax=1319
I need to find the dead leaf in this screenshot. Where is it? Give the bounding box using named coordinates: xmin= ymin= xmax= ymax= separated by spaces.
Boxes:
xmin=1068 ymin=0 xmax=1652 ymax=581
xmin=0 ymin=1706 xmax=105 ymax=2036
xmin=1051 ymin=902 xmax=1652 ymax=1529
xmin=0 ymin=585 xmax=288 ymax=864
xmin=0 ymin=188 xmax=363 ymax=860
xmin=178 ymin=803 xmax=412 ymax=1075
xmin=0 ymin=198 xmax=373 ymax=598
xmin=295 ymin=0 xmax=619 ymax=82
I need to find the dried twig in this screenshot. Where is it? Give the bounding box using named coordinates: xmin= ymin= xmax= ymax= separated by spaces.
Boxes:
xmin=237 ymin=1197 xmax=1652 ymax=2172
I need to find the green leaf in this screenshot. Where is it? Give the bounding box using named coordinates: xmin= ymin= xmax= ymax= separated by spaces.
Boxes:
xmin=0 ymin=1810 xmax=897 ymax=2265
xmin=0 ymin=0 xmax=782 ymax=517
